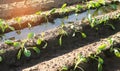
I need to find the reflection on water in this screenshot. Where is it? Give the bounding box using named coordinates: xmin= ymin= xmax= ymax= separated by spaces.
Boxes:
xmin=0 ymin=5 xmax=118 ymax=42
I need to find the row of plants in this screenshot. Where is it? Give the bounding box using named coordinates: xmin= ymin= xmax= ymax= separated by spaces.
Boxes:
xmin=61 ymin=37 xmax=120 ymax=71
xmin=0 ymin=0 xmax=116 ymax=33
xmin=0 ymin=0 xmax=119 ymax=66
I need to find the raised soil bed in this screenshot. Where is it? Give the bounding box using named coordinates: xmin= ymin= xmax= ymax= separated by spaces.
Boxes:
xmin=0 ymin=0 xmax=120 ymax=71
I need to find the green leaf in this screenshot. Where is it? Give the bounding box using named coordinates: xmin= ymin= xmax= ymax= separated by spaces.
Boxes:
xmin=13 ymin=42 xmax=21 ymax=47
xmin=98 ymin=57 xmax=104 ymax=64
xmin=0 ymin=56 xmax=2 ymax=62
xmin=98 ymin=57 xmax=103 ymax=71
xmin=35 ymin=11 xmax=41 ymax=15
xmin=59 ymin=35 xmax=63 ymax=46
xmin=61 ymin=3 xmax=67 ymax=9
xmin=110 ymin=4 xmax=117 ymax=10
xmin=74 ymin=54 xmax=87 ymax=70
xmin=76 ymin=5 xmax=82 ymax=9
xmin=114 ymin=49 xmax=120 ymax=57
xmin=98 ymin=44 xmax=106 ymax=51
xmin=98 ymin=0 xmax=105 ymax=5
xmin=107 ymin=24 xmax=115 ymax=30
xmin=107 ymin=38 xmax=113 ymax=45
xmin=37 ymin=39 xmax=42 ymax=45
xmin=15 ymin=17 xmax=21 ymax=24
xmin=49 ymin=8 xmax=56 ymax=14
xmin=17 ymin=49 xmax=22 ymax=60
xmin=81 ymin=32 xmax=87 ymax=38
xmin=43 ymin=42 xmax=47 ymax=49
xmin=27 ymin=32 xmax=34 ymax=39
xmin=24 ymin=48 xmax=31 ymax=57
xmin=32 ymin=47 xmax=40 ymax=54
xmin=5 ymin=40 xmax=13 ymax=45
xmin=8 ymin=26 xmax=15 ymax=31
xmin=61 ymin=66 xmax=68 ymax=71
xmin=98 ymin=63 xmax=103 ymax=71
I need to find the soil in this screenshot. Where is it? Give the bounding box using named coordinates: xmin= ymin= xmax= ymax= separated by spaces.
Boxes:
xmin=0 ymin=0 xmax=120 ymax=71
xmin=71 ymin=53 xmax=120 ymax=71
xmin=0 ymin=1 xmax=115 ymax=34
xmin=0 ymin=19 xmax=119 ymax=71
xmin=0 ymin=0 xmax=85 ymax=19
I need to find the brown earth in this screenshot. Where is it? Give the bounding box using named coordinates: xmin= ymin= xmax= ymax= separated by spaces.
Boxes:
xmin=0 ymin=19 xmax=120 ymax=71
xmin=0 ymin=0 xmax=120 ymax=71
xmin=0 ymin=0 xmax=86 ymax=19
xmin=0 ymin=0 xmax=115 ymax=33
xmin=0 ymin=9 xmax=120 ymax=66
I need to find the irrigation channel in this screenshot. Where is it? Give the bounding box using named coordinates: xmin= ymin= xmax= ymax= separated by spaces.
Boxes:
xmin=0 ymin=4 xmax=119 ymax=42
xmin=0 ymin=0 xmax=120 ymax=71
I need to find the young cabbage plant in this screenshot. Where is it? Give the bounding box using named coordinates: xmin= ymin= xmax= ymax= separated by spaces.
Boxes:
xmin=0 ymin=19 xmax=15 ymax=32
xmin=90 ymin=54 xmax=104 ymax=71
xmin=107 ymin=38 xmax=120 ymax=57
xmin=15 ymin=17 xmax=22 ymax=27
xmin=17 ymin=32 xmax=35 ymax=59
xmin=4 ymin=32 xmax=45 ymax=60
xmin=58 ymin=29 xmax=67 ymax=46
xmin=87 ymin=0 xmax=105 ymax=9
xmin=58 ymin=21 xmax=68 ymax=46
xmin=38 ymin=32 xmax=48 ymax=49
xmin=74 ymin=54 xmax=87 ymax=70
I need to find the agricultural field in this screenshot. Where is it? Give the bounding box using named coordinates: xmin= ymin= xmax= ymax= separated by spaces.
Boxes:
xmin=0 ymin=0 xmax=120 ymax=71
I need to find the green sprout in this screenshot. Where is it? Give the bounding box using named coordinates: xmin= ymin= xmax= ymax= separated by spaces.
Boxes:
xmin=74 ymin=54 xmax=87 ymax=70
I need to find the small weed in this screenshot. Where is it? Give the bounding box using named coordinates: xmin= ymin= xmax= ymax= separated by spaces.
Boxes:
xmin=4 ymin=32 xmax=47 ymax=59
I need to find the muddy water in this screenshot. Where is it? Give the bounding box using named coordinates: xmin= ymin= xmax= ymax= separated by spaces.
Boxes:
xmin=0 ymin=5 xmax=118 ymax=42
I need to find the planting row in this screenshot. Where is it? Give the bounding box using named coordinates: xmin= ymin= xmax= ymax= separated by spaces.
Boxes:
xmin=0 ymin=0 xmax=117 ymax=33
xmin=0 ymin=0 xmax=87 ymax=19
xmin=0 ymin=6 xmax=120 ymax=66
xmin=23 ymin=31 xmax=120 ymax=71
